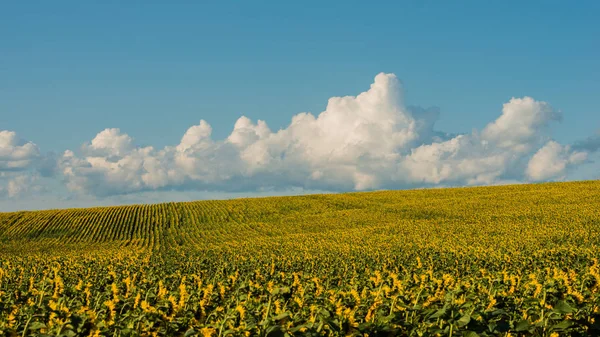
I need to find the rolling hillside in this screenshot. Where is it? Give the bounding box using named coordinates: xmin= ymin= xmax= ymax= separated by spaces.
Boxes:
xmin=1 ymin=181 xmax=600 ymax=336
xmin=2 ymin=180 xmax=599 ymax=252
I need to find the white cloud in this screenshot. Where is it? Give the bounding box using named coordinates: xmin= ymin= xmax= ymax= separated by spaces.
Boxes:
xmin=6 ymin=174 xmax=41 ymax=198
xmin=41 ymin=72 xmax=598 ymax=197
xmin=526 ymin=141 xmax=588 ymax=181
xmin=177 ymin=120 xmax=213 ymax=152
xmin=0 ymin=130 xmax=40 ymax=171
xmin=0 ymin=131 xmax=46 ymax=199
xmin=481 ymin=97 xmax=560 ymax=153
xmin=83 ymin=128 xmax=134 ymax=157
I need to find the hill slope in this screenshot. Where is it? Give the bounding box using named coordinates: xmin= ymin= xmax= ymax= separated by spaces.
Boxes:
xmin=1 ymin=181 xmax=600 ymax=336
xmin=2 ymin=180 xmax=599 ymax=252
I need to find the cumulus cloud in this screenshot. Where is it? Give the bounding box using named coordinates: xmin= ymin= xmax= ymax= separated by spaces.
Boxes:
xmin=481 ymin=97 xmax=560 ymax=153
xmin=0 ymin=131 xmax=47 ymax=198
xmin=53 ymin=72 xmax=597 ymax=198
xmin=0 ymin=130 xmax=40 ymax=171
xmin=81 ymin=128 xmax=135 ymax=157
xmin=526 ymin=141 xmax=588 ymax=181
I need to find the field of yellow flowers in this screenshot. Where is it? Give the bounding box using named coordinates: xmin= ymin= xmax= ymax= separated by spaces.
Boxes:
xmin=1 ymin=181 xmax=600 ymax=336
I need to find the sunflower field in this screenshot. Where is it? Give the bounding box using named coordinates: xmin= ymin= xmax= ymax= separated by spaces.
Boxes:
xmin=1 ymin=181 xmax=600 ymax=336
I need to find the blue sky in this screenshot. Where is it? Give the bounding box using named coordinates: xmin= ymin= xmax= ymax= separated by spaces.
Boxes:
xmin=1 ymin=1 xmax=599 ymax=211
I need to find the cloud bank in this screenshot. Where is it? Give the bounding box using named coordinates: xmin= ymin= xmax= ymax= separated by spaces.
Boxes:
xmin=2 ymin=73 xmax=598 ymax=201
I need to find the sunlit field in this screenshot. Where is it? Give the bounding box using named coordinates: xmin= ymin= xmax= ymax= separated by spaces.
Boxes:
xmin=1 ymin=181 xmax=600 ymax=336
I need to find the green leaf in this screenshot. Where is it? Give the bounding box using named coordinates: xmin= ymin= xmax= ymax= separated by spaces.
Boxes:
xmin=378 ymin=314 xmax=394 ymax=324
xmin=515 ymin=320 xmax=532 ymax=332
xmin=289 ymin=324 xmax=312 ymax=333
xmin=457 ymin=314 xmax=471 ymax=327
xmin=460 ymin=300 xmax=474 ymax=308
xmin=184 ymin=329 xmax=197 ymax=336
xmin=61 ymin=330 xmax=77 ymax=337
xmin=489 ymin=309 xmax=509 ymax=317
xmin=358 ymin=322 xmax=373 ymax=331
xmin=272 ymin=287 xmax=291 ymax=295
xmin=551 ymin=320 xmax=574 ymax=330
xmin=28 ymin=322 xmax=46 ymax=330
xmin=430 ymin=307 xmax=447 ymax=319
xmin=120 ymin=328 xmax=133 ymax=335
xmin=319 ymin=308 xmax=331 ymax=318
xmin=553 ymin=300 xmax=574 ymax=314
